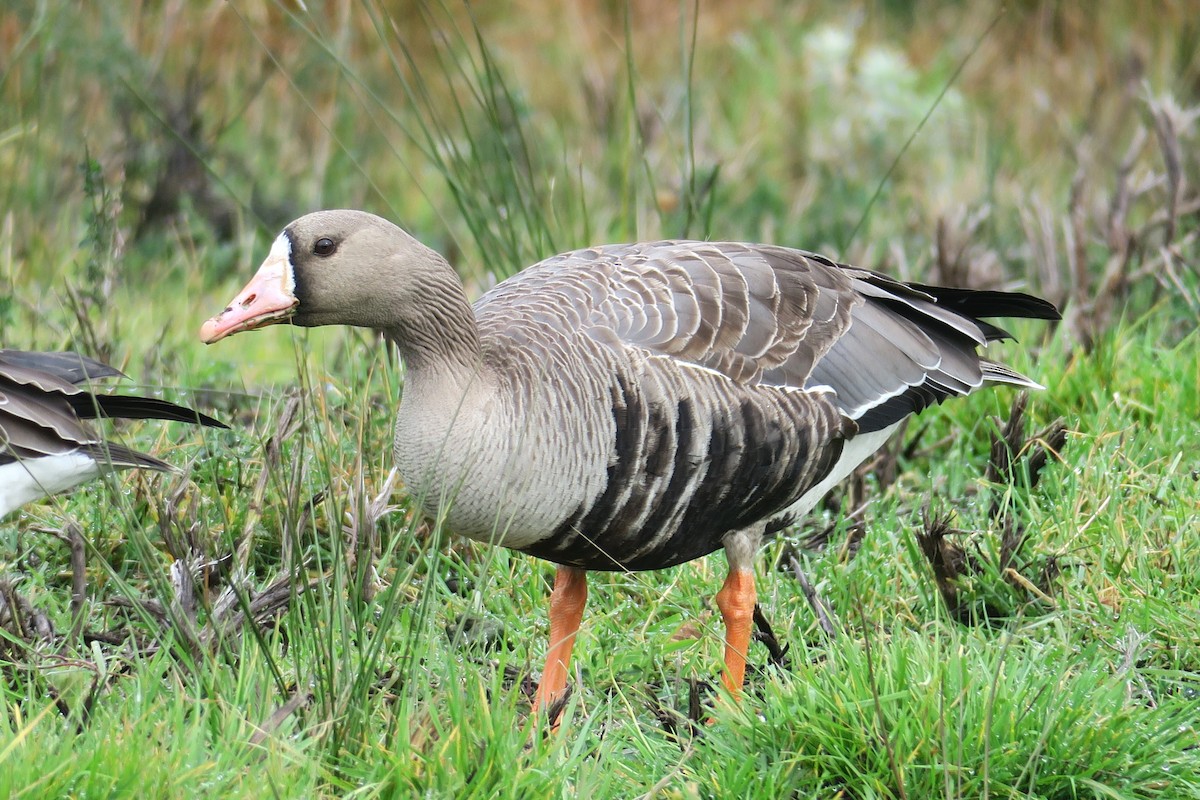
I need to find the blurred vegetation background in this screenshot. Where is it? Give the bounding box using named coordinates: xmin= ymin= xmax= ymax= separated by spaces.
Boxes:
xmin=4 ymin=1 xmax=1196 ymax=359
xmin=1 ymin=1 xmax=1198 ymax=797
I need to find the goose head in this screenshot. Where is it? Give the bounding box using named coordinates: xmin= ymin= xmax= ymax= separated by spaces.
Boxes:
xmin=200 ymin=210 xmax=466 ymax=348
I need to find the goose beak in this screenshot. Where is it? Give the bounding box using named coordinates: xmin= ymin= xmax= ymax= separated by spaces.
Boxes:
xmin=200 ymin=240 xmax=299 ymax=344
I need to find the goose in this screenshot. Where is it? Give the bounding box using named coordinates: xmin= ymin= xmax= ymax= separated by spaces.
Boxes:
xmin=200 ymin=210 xmax=1059 ymax=715
xmin=0 ymin=349 xmax=227 ymax=517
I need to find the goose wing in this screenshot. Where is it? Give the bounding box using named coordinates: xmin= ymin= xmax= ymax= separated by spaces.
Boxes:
xmin=498 ymin=241 xmax=1057 ymax=433
xmin=472 ymin=242 xmax=1056 ymax=570
xmin=0 ymin=349 xmax=123 ymax=385
xmin=0 ymin=350 xmax=227 ymax=464
xmin=1 ymin=355 xmax=102 ymax=461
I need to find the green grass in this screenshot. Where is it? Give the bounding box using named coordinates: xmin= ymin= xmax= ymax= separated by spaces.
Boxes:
xmin=2 ymin=1 xmax=1199 ymax=797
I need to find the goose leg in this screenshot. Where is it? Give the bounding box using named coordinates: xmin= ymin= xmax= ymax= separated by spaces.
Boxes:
xmin=715 ymin=528 xmax=762 ymax=696
xmin=715 ymin=568 xmax=756 ymax=695
xmin=534 ymin=565 xmax=588 ymax=713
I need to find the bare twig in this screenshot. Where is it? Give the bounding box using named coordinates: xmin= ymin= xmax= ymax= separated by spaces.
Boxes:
xmin=201 ymin=573 xmax=322 ymax=647
xmin=785 ymin=552 xmax=840 ymax=638
xmin=986 ymin=393 xmax=1068 ymax=519
xmin=1053 ymin=92 xmax=1200 ymax=349
xmin=986 ymin=392 xmax=1029 ymax=486
xmin=345 ymin=467 xmax=400 ymax=605
xmin=248 ymin=691 xmax=314 ymax=748
xmin=239 ymin=393 xmax=303 ymax=572
xmin=40 ymin=522 xmax=88 ymax=645
xmin=751 ymin=603 xmax=791 ymax=666
xmin=915 ymin=511 xmax=972 ymax=618
xmin=0 ymin=578 xmax=55 ymax=650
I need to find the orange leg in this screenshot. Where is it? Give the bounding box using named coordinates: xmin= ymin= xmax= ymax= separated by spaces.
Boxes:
xmin=714 ymin=567 xmax=756 ymax=696
xmin=533 ymin=565 xmax=588 ymax=713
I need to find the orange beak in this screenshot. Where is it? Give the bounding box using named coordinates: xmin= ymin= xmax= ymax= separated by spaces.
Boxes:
xmin=200 ymin=236 xmax=298 ymax=344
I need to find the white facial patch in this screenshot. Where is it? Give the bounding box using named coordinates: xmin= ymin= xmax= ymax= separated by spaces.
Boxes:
xmin=269 ymin=232 xmax=296 ymax=295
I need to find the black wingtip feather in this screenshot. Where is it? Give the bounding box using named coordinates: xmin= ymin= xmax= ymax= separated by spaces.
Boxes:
xmin=81 ymin=441 xmax=175 ymax=472
xmin=910 ymin=284 xmax=1062 ymax=322
xmin=68 ymin=394 xmax=229 ymax=429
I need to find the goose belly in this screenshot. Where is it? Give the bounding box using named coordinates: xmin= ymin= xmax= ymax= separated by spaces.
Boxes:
xmin=515 ymin=361 xmax=853 ymax=572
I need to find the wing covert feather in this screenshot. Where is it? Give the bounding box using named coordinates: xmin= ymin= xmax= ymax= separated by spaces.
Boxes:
xmin=474 ymin=240 xmax=1051 ymax=431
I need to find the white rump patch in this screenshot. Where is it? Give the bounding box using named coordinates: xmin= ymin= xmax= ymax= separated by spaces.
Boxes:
xmin=0 ymin=453 xmax=100 ymax=517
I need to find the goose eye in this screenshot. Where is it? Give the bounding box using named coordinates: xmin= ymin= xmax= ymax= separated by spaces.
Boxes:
xmin=313 ymin=237 xmax=337 ymax=257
